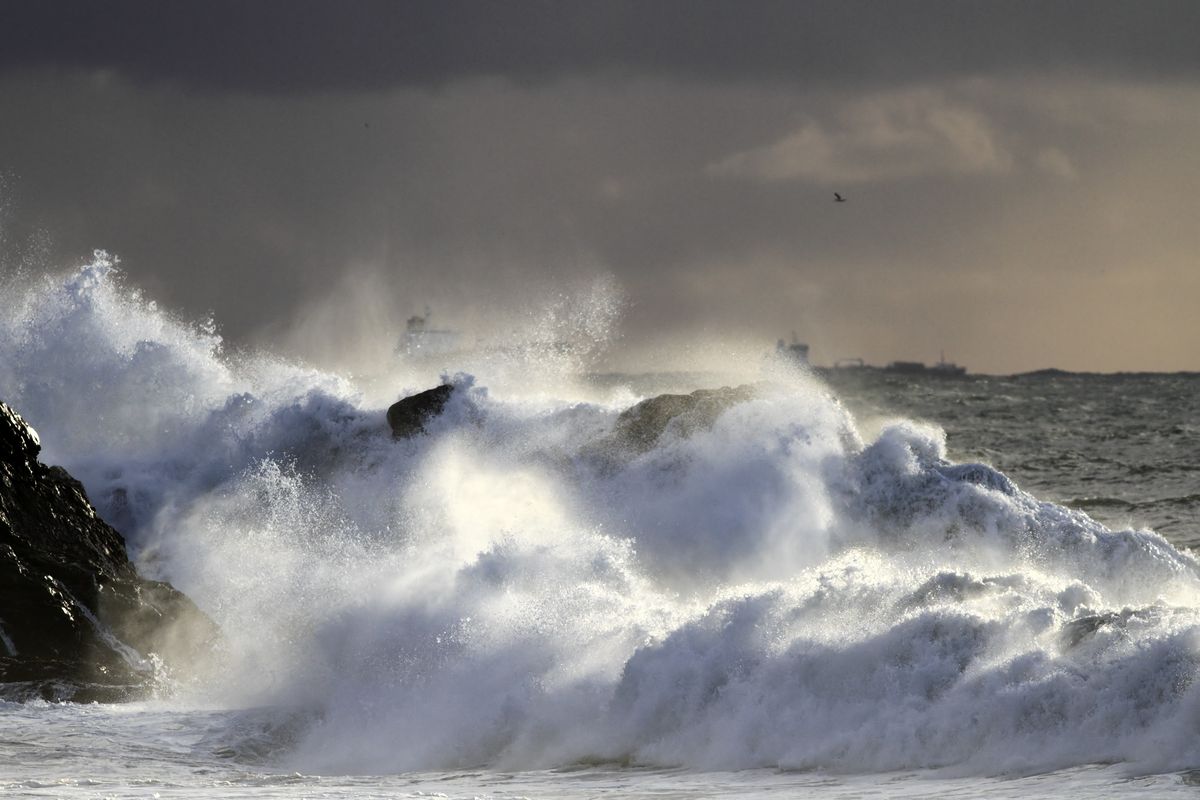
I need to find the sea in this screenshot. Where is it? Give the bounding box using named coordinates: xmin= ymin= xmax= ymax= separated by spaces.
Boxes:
xmin=1 ymin=254 xmax=1199 ymax=798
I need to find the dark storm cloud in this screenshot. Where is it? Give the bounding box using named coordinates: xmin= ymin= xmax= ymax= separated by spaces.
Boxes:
xmin=3 ymin=2 xmax=1200 ymax=374
xmin=3 ymin=0 xmax=1200 ymax=93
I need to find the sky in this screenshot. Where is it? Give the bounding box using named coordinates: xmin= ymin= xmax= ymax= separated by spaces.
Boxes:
xmin=1 ymin=0 xmax=1198 ymax=374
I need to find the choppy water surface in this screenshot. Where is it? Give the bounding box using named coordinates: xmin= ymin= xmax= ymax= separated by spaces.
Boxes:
xmin=821 ymin=370 xmax=1200 ymax=547
xmin=2 ymin=257 xmax=1199 ymax=798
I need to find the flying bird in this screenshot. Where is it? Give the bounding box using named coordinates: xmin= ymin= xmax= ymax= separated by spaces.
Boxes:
xmin=834 ymin=192 xmax=847 ymax=202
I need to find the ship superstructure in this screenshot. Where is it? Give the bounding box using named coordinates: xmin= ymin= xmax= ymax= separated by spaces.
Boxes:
xmin=398 ymin=308 xmax=462 ymax=358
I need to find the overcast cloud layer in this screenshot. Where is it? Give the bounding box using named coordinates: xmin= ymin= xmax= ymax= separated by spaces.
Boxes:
xmin=5 ymin=1 xmax=1200 ymax=92
xmin=2 ymin=1 xmax=1198 ymax=373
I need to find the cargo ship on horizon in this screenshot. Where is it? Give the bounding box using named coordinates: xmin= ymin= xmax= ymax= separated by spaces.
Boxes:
xmin=886 ymin=351 xmax=967 ymax=376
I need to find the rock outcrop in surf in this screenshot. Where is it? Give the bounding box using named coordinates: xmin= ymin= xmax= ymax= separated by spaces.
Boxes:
xmin=612 ymin=385 xmax=758 ymax=452
xmin=387 ymin=384 xmax=456 ymax=439
xmin=0 ymin=400 xmax=217 ymax=702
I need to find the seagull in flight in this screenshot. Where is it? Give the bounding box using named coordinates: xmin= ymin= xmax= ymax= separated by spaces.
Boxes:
xmin=834 ymin=192 xmax=847 ymax=202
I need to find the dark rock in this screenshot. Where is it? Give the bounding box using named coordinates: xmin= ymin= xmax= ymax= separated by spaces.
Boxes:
xmin=0 ymin=402 xmax=41 ymax=463
xmin=606 ymin=385 xmax=758 ymax=456
xmin=387 ymin=384 xmax=455 ymax=439
xmin=0 ymin=401 xmax=218 ymax=702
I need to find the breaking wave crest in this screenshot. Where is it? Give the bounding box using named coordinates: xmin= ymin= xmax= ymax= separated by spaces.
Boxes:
xmin=4 ymin=254 xmax=1200 ymax=776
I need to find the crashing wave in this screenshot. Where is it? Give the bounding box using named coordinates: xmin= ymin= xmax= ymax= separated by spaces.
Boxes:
xmin=3 ymin=256 xmax=1199 ymax=776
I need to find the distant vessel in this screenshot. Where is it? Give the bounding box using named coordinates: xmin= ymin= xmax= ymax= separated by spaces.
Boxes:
xmin=775 ymin=334 xmax=810 ymax=365
xmin=885 ymin=351 xmax=967 ymax=376
xmin=931 ymin=351 xmax=967 ymax=376
xmin=886 ymin=360 xmax=928 ymax=374
xmin=397 ymin=307 xmax=462 ymax=358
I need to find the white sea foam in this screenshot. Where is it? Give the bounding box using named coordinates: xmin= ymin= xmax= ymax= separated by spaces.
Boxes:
xmin=3 ymin=255 xmax=1200 ymax=778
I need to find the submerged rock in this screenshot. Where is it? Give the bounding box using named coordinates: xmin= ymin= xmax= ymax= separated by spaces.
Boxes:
xmin=609 ymin=385 xmax=759 ymax=454
xmin=577 ymin=384 xmax=760 ymax=471
xmin=387 ymin=383 xmax=455 ymax=438
xmin=0 ymin=401 xmax=218 ymax=702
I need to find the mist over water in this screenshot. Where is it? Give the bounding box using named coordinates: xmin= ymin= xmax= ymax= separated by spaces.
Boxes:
xmin=4 ymin=254 xmax=1200 ymax=785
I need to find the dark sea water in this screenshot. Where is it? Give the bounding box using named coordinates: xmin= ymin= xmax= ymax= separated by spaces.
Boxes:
xmin=3 ymin=258 xmax=1200 ymax=798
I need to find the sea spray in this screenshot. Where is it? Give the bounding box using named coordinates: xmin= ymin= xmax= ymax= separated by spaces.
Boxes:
xmin=3 ymin=257 xmax=1200 ymax=776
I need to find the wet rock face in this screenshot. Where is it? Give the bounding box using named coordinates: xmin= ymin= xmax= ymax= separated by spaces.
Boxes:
xmin=387 ymin=384 xmax=455 ymax=439
xmin=609 ymin=385 xmax=759 ymax=454
xmin=0 ymin=401 xmax=218 ymax=702
xmin=0 ymin=402 xmax=40 ymax=463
